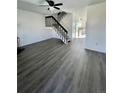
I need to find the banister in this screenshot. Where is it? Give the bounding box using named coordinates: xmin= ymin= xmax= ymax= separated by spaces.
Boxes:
xmin=45 ymin=16 xmax=68 ymax=34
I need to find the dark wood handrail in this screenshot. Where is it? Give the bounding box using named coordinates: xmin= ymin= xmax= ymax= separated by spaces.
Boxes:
xmin=45 ymin=16 xmax=68 ymax=34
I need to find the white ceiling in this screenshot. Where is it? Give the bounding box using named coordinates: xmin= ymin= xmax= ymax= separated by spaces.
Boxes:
xmin=18 ymin=0 xmax=105 ymax=15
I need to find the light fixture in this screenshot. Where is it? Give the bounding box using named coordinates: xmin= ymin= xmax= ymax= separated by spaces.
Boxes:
xmin=48 ymin=7 xmax=54 ymax=11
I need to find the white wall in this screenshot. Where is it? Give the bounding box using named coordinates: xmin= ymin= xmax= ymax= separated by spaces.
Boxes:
xmin=85 ymin=2 xmax=106 ymax=53
xmin=17 ymin=9 xmax=59 ymax=46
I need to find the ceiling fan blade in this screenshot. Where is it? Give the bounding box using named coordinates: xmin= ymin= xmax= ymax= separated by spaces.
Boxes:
xmin=46 ymin=0 xmax=54 ymax=6
xmin=54 ymin=6 xmax=60 ymax=10
xmin=54 ymin=3 xmax=63 ymax=6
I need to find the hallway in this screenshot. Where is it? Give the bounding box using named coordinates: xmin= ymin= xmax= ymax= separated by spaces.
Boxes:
xmin=18 ymin=38 xmax=106 ymax=93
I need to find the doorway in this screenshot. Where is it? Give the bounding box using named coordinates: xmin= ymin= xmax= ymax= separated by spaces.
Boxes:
xmin=75 ymin=19 xmax=86 ymax=38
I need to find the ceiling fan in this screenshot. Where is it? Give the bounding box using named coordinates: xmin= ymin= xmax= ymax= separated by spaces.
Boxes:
xmin=39 ymin=0 xmax=63 ymax=10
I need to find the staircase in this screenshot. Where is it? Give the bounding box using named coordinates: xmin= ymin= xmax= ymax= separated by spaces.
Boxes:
xmin=45 ymin=16 xmax=70 ymax=44
xmin=57 ymin=11 xmax=67 ymax=22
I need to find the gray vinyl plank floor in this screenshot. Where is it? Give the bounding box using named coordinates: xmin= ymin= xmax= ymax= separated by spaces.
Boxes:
xmin=17 ymin=38 xmax=106 ymax=93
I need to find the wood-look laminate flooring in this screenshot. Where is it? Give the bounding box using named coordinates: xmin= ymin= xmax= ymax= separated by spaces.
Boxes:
xmin=17 ymin=38 xmax=106 ymax=93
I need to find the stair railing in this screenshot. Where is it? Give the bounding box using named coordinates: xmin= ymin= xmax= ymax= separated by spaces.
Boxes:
xmin=45 ymin=16 xmax=68 ymax=44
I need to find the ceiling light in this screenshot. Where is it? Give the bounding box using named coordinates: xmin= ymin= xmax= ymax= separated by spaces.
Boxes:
xmin=49 ymin=7 xmax=54 ymax=11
